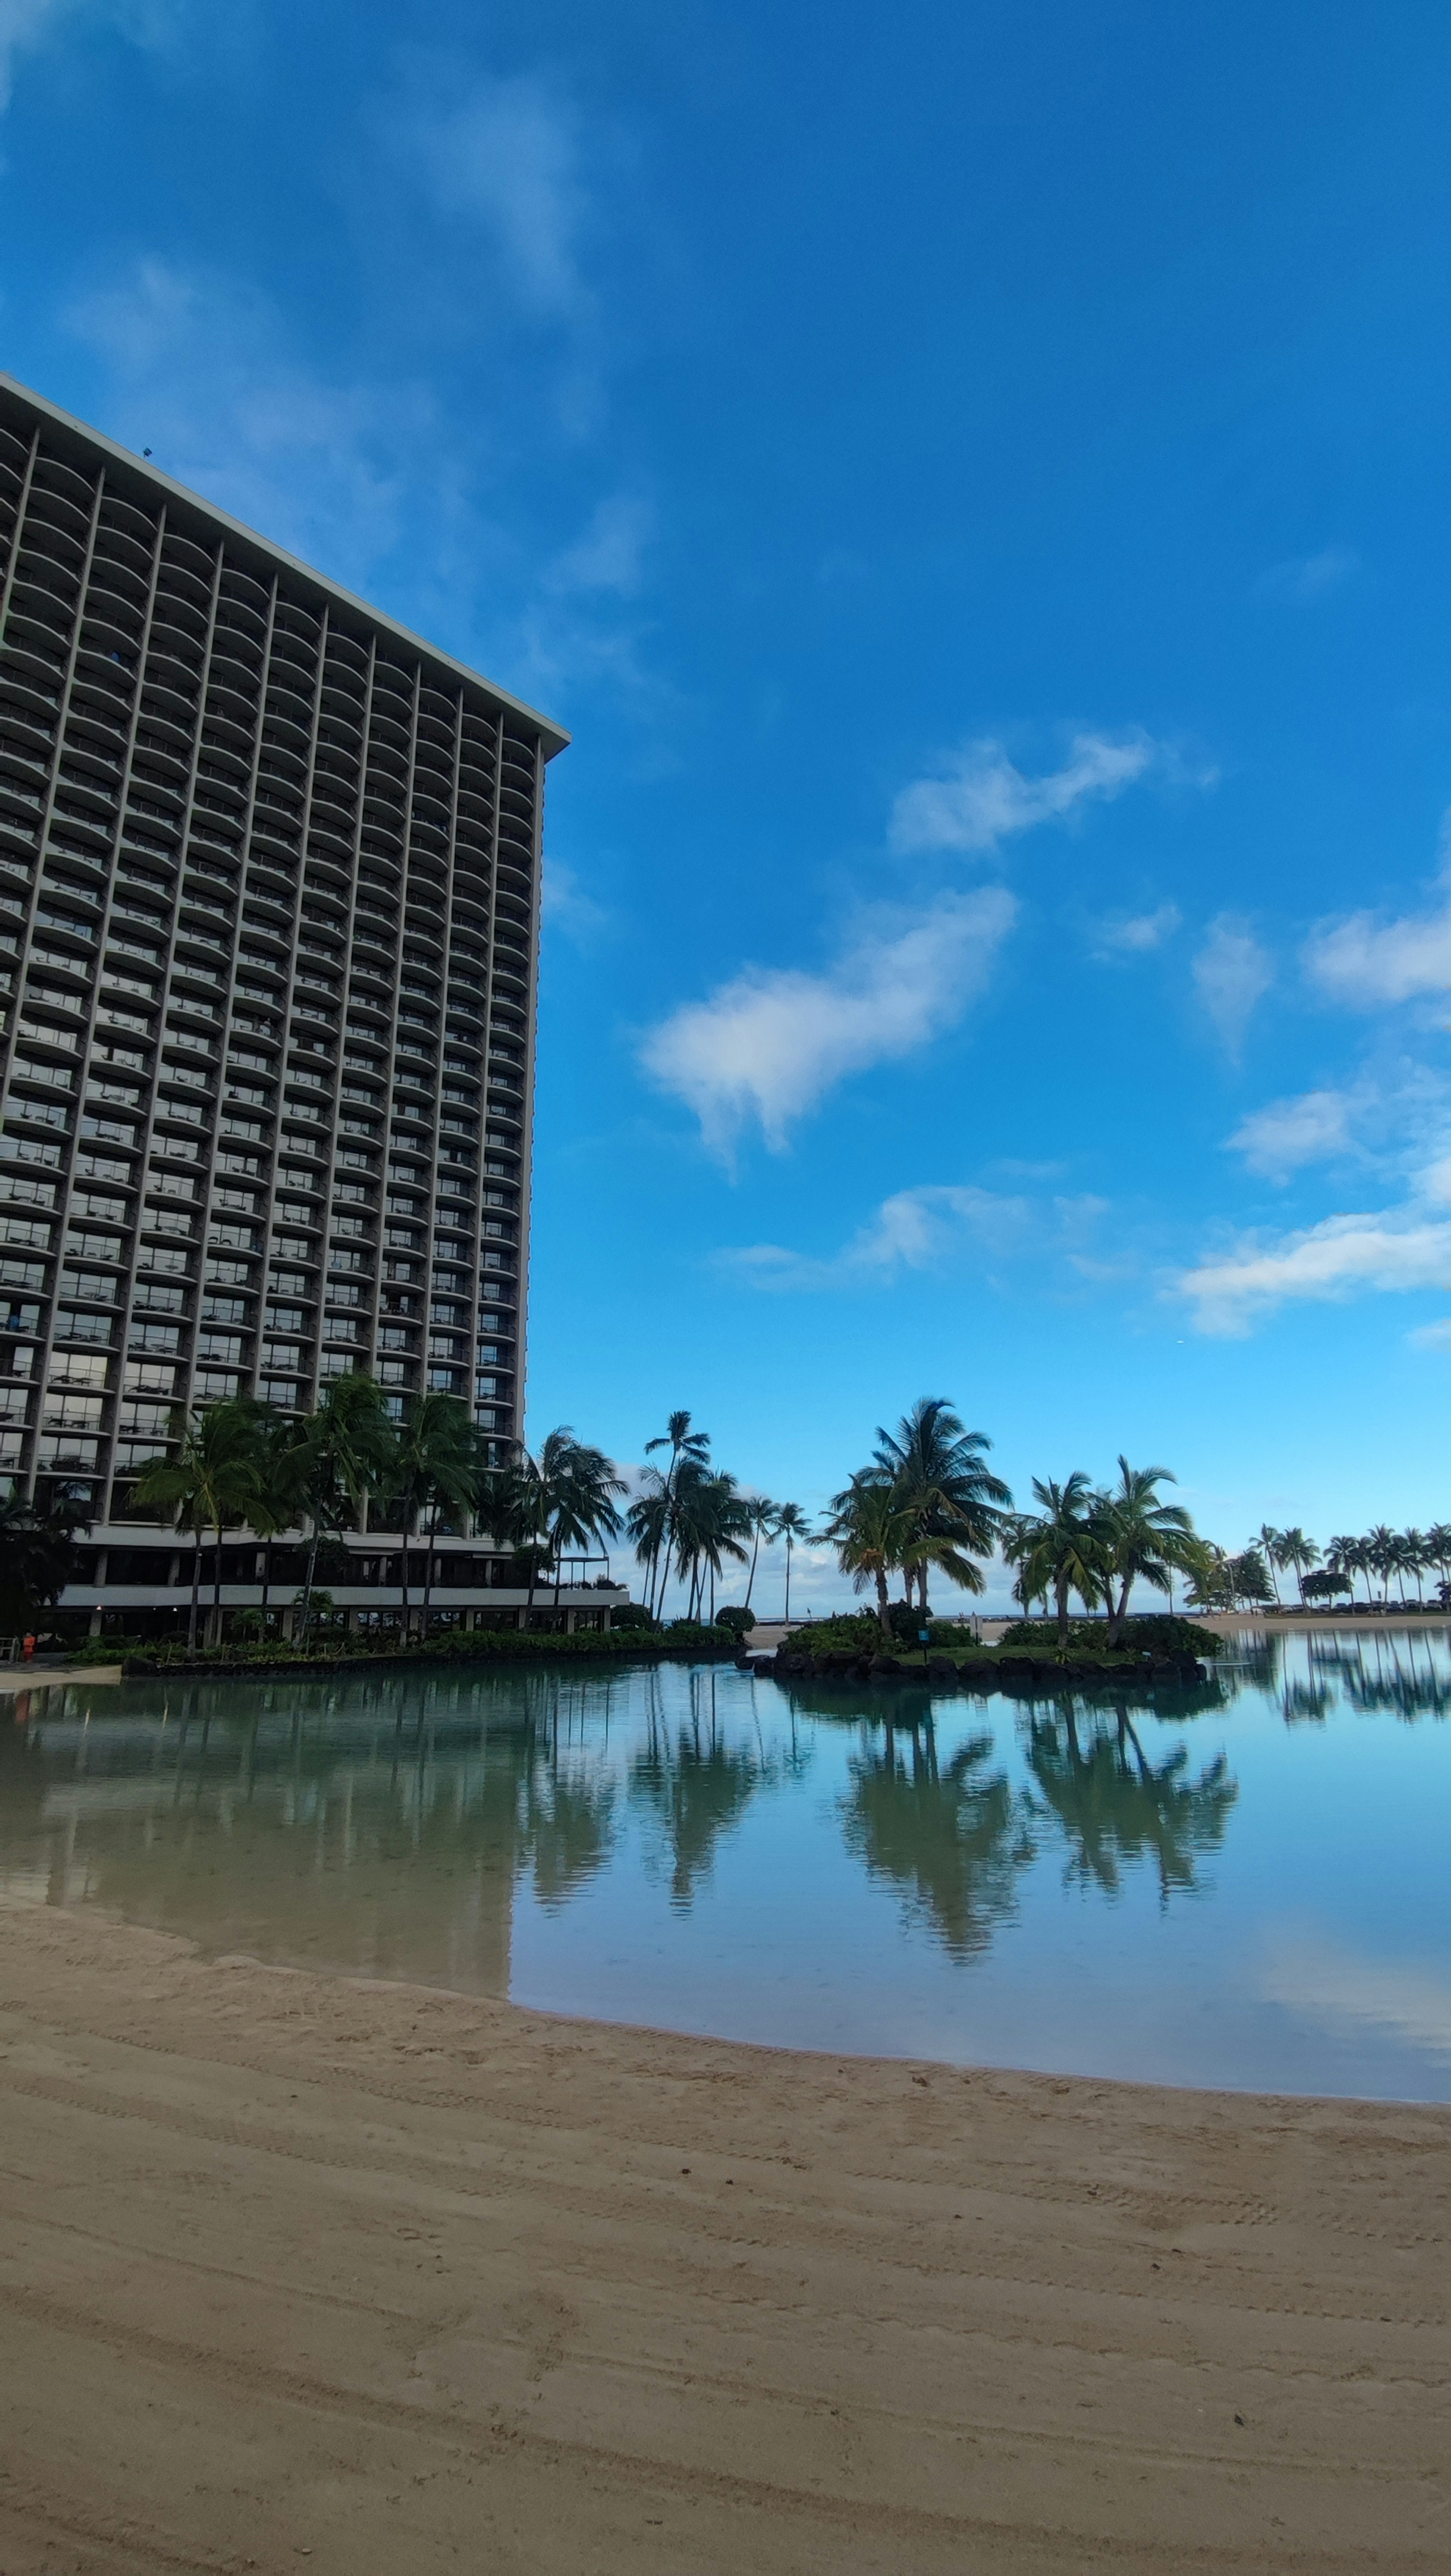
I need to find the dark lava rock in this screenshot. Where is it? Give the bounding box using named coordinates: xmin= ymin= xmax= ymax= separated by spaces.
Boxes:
xmin=925 ymin=1656 xmax=961 ymax=1683
xmin=869 ymin=1653 xmax=905 ymax=1676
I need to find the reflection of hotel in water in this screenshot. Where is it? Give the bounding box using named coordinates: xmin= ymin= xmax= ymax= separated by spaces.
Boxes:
xmin=0 ymin=374 xmax=620 ymax=1631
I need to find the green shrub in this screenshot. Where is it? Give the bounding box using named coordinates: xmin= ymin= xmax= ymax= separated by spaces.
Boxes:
xmin=715 ymin=1605 xmax=755 ymax=1635
xmin=994 ymin=1613 xmax=1220 ymax=1659
xmin=609 ymin=1601 xmax=657 ymax=1630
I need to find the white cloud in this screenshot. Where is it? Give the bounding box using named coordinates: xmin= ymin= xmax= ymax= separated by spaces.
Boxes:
xmin=1305 ymin=866 xmax=1451 ymax=1009
xmin=1177 ymin=1206 xmax=1451 ymax=1336
xmin=400 ymin=71 xmax=589 ymax=322
xmin=1228 ymin=1087 xmax=1355 ymax=1180
xmin=722 ymin=1183 xmax=1110 ymax=1293
xmin=1193 ymin=915 xmax=1273 ymax=1057
xmin=640 ymin=888 xmax=1017 ymax=1159
xmin=888 ymin=729 xmax=1165 ymax=856
xmin=1089 ymin=902 xmax=1181 ymax=960
xmin=1258 ymin=545 xmax=1360 ymax=602
xmin=1408 ymin=1317 xmax=1451 ymax=1350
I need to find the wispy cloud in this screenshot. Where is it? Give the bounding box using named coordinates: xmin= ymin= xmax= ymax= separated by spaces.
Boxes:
xmin=399 ymin=70 xmax=591 ymax=322
xmin=1193 ymin=914 xmax=1273 ymax=1057
xmin=640 ymin=888 xmax=1017 ymax=1160
xmin=1305 ymin=847 xmax=1451 ymax=1008
xmin=722 ymin=1180 xmax=1111 ymax=1293
xmin=1258 ymin=544 xmax=1360 ymax=603
xmin=888 ymin=729 xmax=1170 ymax=857
xmin=64 ymin=257 xmax=413 ymax=585
xmin=543 ymin=494 xmax=651 ymax=598
xmin=1228 ymin=1087 xmax=1357 ymax=1180
xmin=543 ymin=860 xmax=609 ymax=949
xmin=1177 ymin=1155 xmax=1451 ymax=1334
xmin=0 ymin=0 xmax=179 ymax=112
xmin=1089 ymin=902 xmax=1181 ymax=961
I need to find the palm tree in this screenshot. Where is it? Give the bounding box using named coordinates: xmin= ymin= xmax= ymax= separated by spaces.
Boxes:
xmin=1398 ymin=1529 xmax=1428 ymax=1607
xmin=1003 ymin=1472 xmax=1105 ymax=1649
xmin=1273 ymin=1526 xmax=1320 ymax=1608
xmin=277 ymin=1373 xmax=398 ymax=1645
xmin=641 ymin=1410 xmax=710 ymax=1617
xmin=1326 ymin=1535 xmax=1363 ymax=1605
xmin=1258 ymin=1525 xmax=1285 ymax=1608
xmin=823 ymin=1474 xmax=912 ymax=1637
xmin=871 ymin=1397 xmax=1010 ymax=1616
xmin=668 ymin=1464 xmax=750 ymax=1621
xmin=536 ymin=1427 xmax=627 ymax=1605
xmin=0 ymin=1482 xmax=87 ymax=1646
xmin=492 ymin=1429 xmax=628 ymax=1619
xmin=132 ymin=1399 xmax=268 ymax=1652
xmin=1424 ymin=1524 xmax=1451 ymax=1599
xmin=1098 ymin=1459 xmax=1198 ymax=1643
xmin=626 ymin=1471 xmax=671 ymax=1619
xmin=390 ymin=1392 xmax=477 ymax=1637
xmin=1364 ymin=1525 xmax=1399 ymax=1608
xmin=741 ymin=1495 xmax=778 ymax=1611
xmin=247 ymin=1415 xmax=299 ymax=1638
xmin=773 ymin=1500 xmax=814 ymax=1624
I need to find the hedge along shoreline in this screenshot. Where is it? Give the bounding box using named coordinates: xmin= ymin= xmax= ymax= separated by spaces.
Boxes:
xmin=114 ymin=1626 xmax=744 ymax=1682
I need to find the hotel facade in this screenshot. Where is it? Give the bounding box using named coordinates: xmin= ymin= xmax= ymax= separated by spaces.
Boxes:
xmin=0 ymin=376 xmax=620 ymax=1635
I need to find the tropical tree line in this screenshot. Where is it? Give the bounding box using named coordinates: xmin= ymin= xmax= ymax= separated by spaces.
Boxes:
xmin=1239 ymin=1523 xmax=1451 ymax=1611
xmin=624 ymin=1410 xmax=812 ymax=1624
xmin=819 ymin=1403 xmax=1210 ymax=1646
xmin=119 ymin=1378 xmax=626 ymax=1653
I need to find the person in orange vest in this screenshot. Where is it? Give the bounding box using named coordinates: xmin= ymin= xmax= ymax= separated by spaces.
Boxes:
xmin=22 ymin=1633 xmax=36 ymax=1663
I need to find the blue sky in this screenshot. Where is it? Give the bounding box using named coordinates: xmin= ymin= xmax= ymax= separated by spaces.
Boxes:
xmin=5 ymin=0 xmax=1451 ymax=1608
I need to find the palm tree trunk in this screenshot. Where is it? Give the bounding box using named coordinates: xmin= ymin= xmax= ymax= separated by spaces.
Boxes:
xmin=261 ymin=1539 xmax=272 ymax=1635
xmin=212 ymin=1517 xmax=224 ymax=1652
xmin=1056 ymin=1574 xmax=1071 ymax=1650
xmin=424 ymin=1512 xmax=437 ymax=1640
xmin=784 ymin=1538 xmax=792 ymax=1625
xmin=300 ymin=1521 xmax=322 ymax=1646
xmin=745 ymin=1526 xmax=760 ymax=1608
xmin=400 ymin=1511 xmax=411 ymax=1641
xmin=876 ymin=1565 xmax=890 ymax=1638
xmin=188 ymin=1530 xmax=201 ymax=1655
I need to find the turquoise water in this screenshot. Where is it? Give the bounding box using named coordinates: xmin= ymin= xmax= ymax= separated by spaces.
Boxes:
xmin=2 ymin=1630 xmax=1449 ymax=2098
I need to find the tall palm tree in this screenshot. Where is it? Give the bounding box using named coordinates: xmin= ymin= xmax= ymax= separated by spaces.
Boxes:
xmin=741 ymin=1495 xmax=778 ymax=1610
xmin=390 ymin=1392 xmax=477 ymax=1637
xmin=536 ymin=1427 xmax=627 ymax=1605
xmin=1364 ymin=1525 xmax=1399 ymax=1608
xmin=626 ymin=1471 xmax=671 ymax=1619
xmin=132 ymin=1399 xmax=268 ymax=1652
xmin=823 ymin=1474 xmax=912 ymax=1637
xmin=1258 ymin=1525 xmax=1285 ymax=1607
xmin=1097 ymin=1460 xmax=1198 ymax=1643
xmin=672 ymin=1468 xmax=750 ymax=1622
xmin=1398 ymin=1528 xmax=1428 ymax=1607
xmin=1326 ymin=1535 xmax=1363 ymax=1605
xmin=277 ymin=1373 xmax=398 ymax=1645
xmin=1276 ymin=1527 xmax=1321 ymax=1608
xmin=773 ymin=1500 xmax=814 ymax=1624
xmin=490 ymin=1429 xmax=628 ymax=1618
xmin=1003 ymin=1472 xmax=1105 ymax=1649
xmin=871 ymin=1397 xmax=1010 ymax=1616
xmin=642 ymin=1410 xmax=710 ymax=1616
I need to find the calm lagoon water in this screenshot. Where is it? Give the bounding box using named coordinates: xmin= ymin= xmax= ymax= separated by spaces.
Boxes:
xmin=3 ymin=1630 xmax=1449 ymax=2099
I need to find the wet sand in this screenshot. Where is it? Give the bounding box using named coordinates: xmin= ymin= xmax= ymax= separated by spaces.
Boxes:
xmin=0 ymin=1897 xmax=1446 ymax=2573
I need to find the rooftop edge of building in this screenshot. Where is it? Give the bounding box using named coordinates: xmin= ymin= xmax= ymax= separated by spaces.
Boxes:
xmin=0 ymin=370 xmax=570 ymax=762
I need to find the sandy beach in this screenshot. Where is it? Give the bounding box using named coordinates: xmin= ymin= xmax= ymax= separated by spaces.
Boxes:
xmin=0 ymin=1899 xmax=1446 ymax=2573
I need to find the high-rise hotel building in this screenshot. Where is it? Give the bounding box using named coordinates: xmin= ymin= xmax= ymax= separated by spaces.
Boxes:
xmin=0 ymin=375 xmax=583 ymax=1625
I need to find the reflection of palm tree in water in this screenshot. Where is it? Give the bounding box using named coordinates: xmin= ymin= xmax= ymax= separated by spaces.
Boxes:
xmin=842 ymin=1719 xmax=1030 ymax=1962
xmin=523 ymin=1768 xmax=617 ymax=1907
xmin=630 ymin=1669 xmax=763 ymax=1908
xmin=1023 ymin=1700 xmax=1236 ymax=1905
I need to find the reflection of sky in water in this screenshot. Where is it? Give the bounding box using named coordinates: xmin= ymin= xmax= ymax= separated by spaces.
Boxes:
xmin=2 ymin=1627 xmax=1449 ymax=2099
